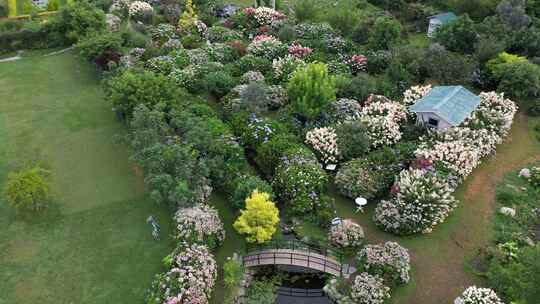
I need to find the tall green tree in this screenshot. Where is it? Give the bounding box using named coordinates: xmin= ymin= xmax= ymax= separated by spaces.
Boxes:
xmin=367 ymin=16 xmax=402 ymax=50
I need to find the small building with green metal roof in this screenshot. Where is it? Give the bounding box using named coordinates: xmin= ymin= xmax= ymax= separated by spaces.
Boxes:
xmin=428 ymin=12 xmax=458 ymax=37
xmin=409 ymin=86 xmax=481 ymax=130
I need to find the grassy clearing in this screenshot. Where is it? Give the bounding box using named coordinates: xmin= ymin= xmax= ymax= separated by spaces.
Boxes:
xmin=331 ymin=112 xmax=540 ymax=303
xmin=0 ymin=52 xmax=174 ymax=304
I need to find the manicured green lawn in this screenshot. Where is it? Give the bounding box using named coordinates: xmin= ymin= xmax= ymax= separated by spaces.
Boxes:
xmin=0 ymin=52 xmax=174 ymax=303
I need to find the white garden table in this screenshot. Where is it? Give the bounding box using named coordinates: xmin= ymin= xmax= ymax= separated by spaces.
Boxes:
xmin=355 ymin=197 xmax=367 ymax=213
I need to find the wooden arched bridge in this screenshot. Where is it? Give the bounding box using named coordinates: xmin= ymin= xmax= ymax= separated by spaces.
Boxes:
xmin=242 ymin=240 xmax=353 ymax=277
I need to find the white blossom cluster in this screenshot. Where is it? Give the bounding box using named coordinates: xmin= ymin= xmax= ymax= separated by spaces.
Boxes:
xmin=324 ymin=273 xmax=390 ymax=304
xmin=173 ymin=204 xmax=225 ymax=248
xmin=331 ymin=98 xmax=362 ymax=121
xmin=329 ymin=219 xmax=364 ymax=248
xmin=148 ymin=243 xmax=217 ymax=304
xmin=247 ymin=35 xmax=286 ymax=60
xmin=240 ymin=71 xmax=265 ymax=84
xmin=401 ymin=84 xmax=432 ymax=106
xmin=272 ymin=55 xmax=306 ymax=81
xmin=357 ymin=242 xmax=411 ymax=285
xmin=374 ymin=169 xmax=457 ymax=234
xmin=359 ymin=96 xmax=408 ymax=148
xmin=128 ymin=1 xmax=153 ymax=18
xmin=454 ymin=286 xmax=504 ymax=304
xmin=305 ymin=127 xmax=340 ymax=164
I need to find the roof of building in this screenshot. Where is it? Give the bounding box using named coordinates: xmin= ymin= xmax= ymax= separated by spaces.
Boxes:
xmin=409 ymin=86 xmax=481 ymax=126
xmin=428 ymin=12 xmax=458 ymax=24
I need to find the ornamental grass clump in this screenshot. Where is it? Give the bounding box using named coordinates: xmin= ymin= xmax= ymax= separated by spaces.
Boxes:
xmin=329 ymin=219 xmax=365 ymax=248
xmin=173 ymin=204 xmax=225 ymax=249
xmin=357 ymin=242 xmax=411 ymax=286
xmin=454 ymin=286 xmax=504 ymax=304
xmin=146 ymin=243 xmax=217 ymax=304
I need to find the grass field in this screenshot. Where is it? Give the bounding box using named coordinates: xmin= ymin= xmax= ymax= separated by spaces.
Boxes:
xmin=0 ymin=52 xmax=175 ymax=304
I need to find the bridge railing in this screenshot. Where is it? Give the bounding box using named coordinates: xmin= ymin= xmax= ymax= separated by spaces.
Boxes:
xmin=246 ymin=239 xmax=343 ymax=263
xmin=276 ymin=286 xmax=327 ymax=298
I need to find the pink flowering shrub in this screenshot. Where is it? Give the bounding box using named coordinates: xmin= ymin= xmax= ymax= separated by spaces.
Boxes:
xmin=357 ymin=242 xmax=411 ymax=285
xmin=329 ymin=219 xmax=364 ymax=248
xmin=288 ymin=43 xmax=313 ymax=59
xmin=247 ymin=35 xmax=287 ymax=60
xmin=374 ymin=169 xmax=457 ymax=235
xmin=174 ymin=204 xmax=225 ymax=249
xmin=146 ymin=243 xmax=217 ymax=304
xmin=360 ymin=96 xmax=408 ymax=148
xmin=454 ymin=286 xmax=504 ymax=304
xmin=347 ymin=55 xmax=368 ymax=74
xmin=305 ymin=127 xmax=340 ymax=164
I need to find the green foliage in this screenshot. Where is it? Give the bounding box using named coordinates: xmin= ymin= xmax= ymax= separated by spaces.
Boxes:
xmin=47 ymin=0 xmax=59 ymax=11
xmin=77 ymin=31 xmax=123 ymax=66
xmin=434 ymin=15 xmax=478 ymax=54
xmin=106 ymin=70 xmax=186 ymax=119
xmin=368 ymin=16 xmax=402 ymax=50
xmin=293 ymin=0 xmax=318 ymax=22
xmin=229 ymin=174 xmax=273 ymax=210
xmin=335 ymin=73 xmax=378 ymax=102
xmin=4 ymin=166 xmax=50 ymax=211
xmin=223 ymin=259 xmax=244 ymax=289
xmin=203 ymin=70 xmax=236 ymax=98
xmin=449 ymin=0 xmax=498 ymax=20
xmin=245 ymin=279 xmax=279 ymax=304
xmin=496 ymin=61 xmax=540 ymax=99
xmin=54 ymin=0 xmax=106 ymax=43
xmin=288 ymin=63 xmax=336 ymax=120
xmin=335 ymin=120 xmax=370 ymax=161
xmin=255 ymin=133 xmax=301 ymax=175
xmin=233 ymin=190 xmax=280 ymax=244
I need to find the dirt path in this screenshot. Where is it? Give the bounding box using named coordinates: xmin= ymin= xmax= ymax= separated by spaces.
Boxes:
xmin=334 ymin=112 xmax=540 ymax=303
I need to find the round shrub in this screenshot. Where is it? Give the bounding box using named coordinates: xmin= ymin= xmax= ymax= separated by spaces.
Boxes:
xmin=173 ymin=204 xmax=225 ymax=249
xmin=357 ymin=241 xmax=411 ymax=286
xmin=203 ymin=70 xmax=236 ymax=98
xmin=255 ymin=133 xmax=302 ymax=175
xmin=229 ymin=174 xmax=273 ymax=210
xmin=335 ymin=159 xmax=385 ymax=200
xmin=454 ymin=286 xmax=504 ymax=304
xmin=329 ymin=219 xmax=364 ymax=248
xmin=234 ymin=54 xmax=273 ymax=76
xmin=335 ymin=120 xmax=370 ymax=161
xmin=4 ymin=166 xmax=50 ymax=212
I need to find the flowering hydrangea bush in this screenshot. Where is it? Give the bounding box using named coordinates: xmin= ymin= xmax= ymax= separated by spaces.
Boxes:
xmin=357 ymin=242 xmax=411 ymax=285
xmin=267 ymin=85 xmax=288 ymax=109
xmin=329 ymin=219 xmax=364 ymax=248
xmin=272 ymin=153 xmax=328 ymax=214
xmin=463 ymin=92 xmax=518 ymax=137
xmin=128 ymin=1 xmax=153 ymax=19
xmin=305 ymin=127 xmax=340 ymax=164
xmin=120 ymin=47 xmax=145 ymax=68
xmin=272 ymin=55 xmax=305 ymax=82
xmin=348 ymin=55 xmax=368 ymax=74
xmin=331 ymin=98 xmax=362 ymax=121
xmin=149 ymin=24 xmax=178 ymax=47
xmin=454 ymin=286 xmax=504 ymax=304
xmin=243 ymin=6 xmax=285 ymax=27
xmin=288 ymin=43 xmax=313 ymax=59
xmin=402 ymin=84 xmax=432 ymax=106
xmin=173 ymin=205 xmax=225 ymax=249
xmin=241 ymin=71 xmax=265 ymax=84
xmin=146 ymin=56 xmax=175 ymax=75
xmin=247 ymin=35 xmax=287 ymax=60
xmin=146 ymin=243 xmax=217 ymax=304
xmin=335 ymin=159 xmax=382 ymax=200
xmin=324 ymin=273 xmax=390 ymax=304
xmin=360 ymin=97 xmax=408 ymax=148
xmin=374 ymin=169 xmax=457 ymax=235
xmin=106 ymin=14 xmax=121 ymax=32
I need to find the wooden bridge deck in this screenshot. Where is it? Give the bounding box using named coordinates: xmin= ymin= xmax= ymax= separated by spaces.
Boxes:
xmin=242 ymin=249 xmax=343 ymax=277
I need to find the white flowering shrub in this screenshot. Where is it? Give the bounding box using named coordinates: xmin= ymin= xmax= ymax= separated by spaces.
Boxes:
xmin=402 ymin=84 xmax=432 ymax=106
xmin=374 ymin=169 xmax=457 ymax=235
xmin=454 ymin=286 xmax=504 ymax=304
xmin=329 ymin=219 xmax=364 ymax=248
xmin=242 ymin=7 xmax=286 ymax=27
xmin=357 ymin=242 xmax=411 ymax=285
xmin=146 ymin=243 xmax=217 ymax=304
xmin=241 ymin=71 xmax=265 ymax=84
xmin=324 ymin=273 xmax=391 ymax=304
xmin=146 ymin=56 xmax=175 ymax=75
xmin=247 ymin=35 xmax=287 ymax=60
xmin=305 ymin=127 xmax=340 ymax=164
xmin=173 ymin=204 xmax=225 ymax=249
xmin=464 ymin=91 xmax=518 ymax=137
xmin=129 ymin=1 xmax=153 ymax=20
xmin=331 ymin=98 xmax=362 ymax=121
xmin=335 ymin=159 xmax=382 ymax=200
xmin=106 ymin=14 xmax=121 ymax=31
xmin=360 ymin=97 xmax=408 ymax=148
xmin=267 ymin=85 xmax=288 ymax=109
xmin=272 ymin=55 xmax=306 ymax=82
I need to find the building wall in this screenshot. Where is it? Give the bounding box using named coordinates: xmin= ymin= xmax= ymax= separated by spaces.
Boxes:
xmin=427 ymin=19 xmax=442 ymax=37
xmin=416 ymin=112 xmax=453 ymax=130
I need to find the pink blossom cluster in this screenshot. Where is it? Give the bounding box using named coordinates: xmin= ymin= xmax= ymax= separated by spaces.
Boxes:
xmin=305 ymin=127 xmax=340 ymax=164
xmin=360 ymin=96 xmax=408 ymax=148
xmin=288 ymin=43 xmax=313 ymax=59
xmin=329 ymin=219 xmax=364 ymax=248
xmin=173 ymin=204 xmax=225 ymax=247
xmin=347 ymin=54 xmax=368 ymax=73
xmin=454 ymin=286 xmax=504 ymax=304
